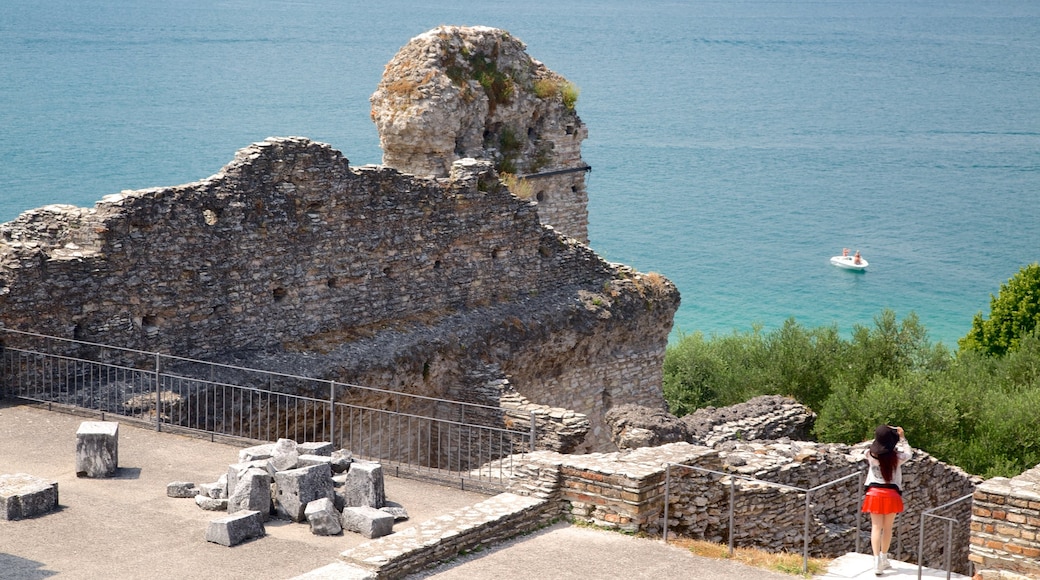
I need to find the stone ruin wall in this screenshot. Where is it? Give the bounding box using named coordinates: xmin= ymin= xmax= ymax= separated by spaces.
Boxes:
xmin=504 ymin=438 xmax=979 ymax=575
xmin=0 ymin=136 xmax=678 ymax=456
xmin=371 ymin=25 xmax=590 ymax=243
xmin=970 ymin=464 xmax=1040 ymax=579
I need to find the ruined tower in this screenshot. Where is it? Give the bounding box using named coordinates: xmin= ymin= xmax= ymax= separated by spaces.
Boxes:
xmin=371 ymin=26 xmax=590 ymax=243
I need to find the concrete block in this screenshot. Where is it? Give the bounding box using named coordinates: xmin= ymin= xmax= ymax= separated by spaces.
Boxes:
xmin=341 ymin=461 xmax=385 ymax=508
xmin=273 ymin=463 xmax=334 ymax=522
xmin=341 ymin=505 xmax=393 ymax=539
xmin=0 ymin=474 xmax=59 ymax=520
xmin=205 ymin=510 xmax=265 ymax=546
xmin=299 ymin=441 xmax=334 ymax=456
xmin=166 ymin=481 xmax=197 ymax=498
xmin=305 ymin=497 xmax=342 ymax=536
xmin=227 ymin=467 xmax=271 ymax=520
xmin=75 ymin=421 xmax=118 ymax=478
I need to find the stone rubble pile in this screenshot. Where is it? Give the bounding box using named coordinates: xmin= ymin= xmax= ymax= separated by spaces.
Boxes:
xmin=168 ymin=439 xmax=408 ymax=546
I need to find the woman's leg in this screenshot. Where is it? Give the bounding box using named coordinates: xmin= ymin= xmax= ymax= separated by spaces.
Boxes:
xmin=870 ymin=513 xmax=885 ymax=556
xmin=880 ymin=512 xmax=897 ymax=554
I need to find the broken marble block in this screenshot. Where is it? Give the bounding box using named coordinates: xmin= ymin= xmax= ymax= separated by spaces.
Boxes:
xmin=195 ymin=494 xmax=228 ymax=511
xmin=205 ymin=510 xmax=265 ymax=546
xmin=166 ymin=481 xmax=198 ymax=498
xmin=238 ymin=443 xmax=275 ymax=463
xmin=227 ymin=467 xmax=271 ymax=520
xmin=0 ymin=473 xmax=59 ymax=520
xmin=298 ymin=441 xmax=334 ymax=456
xmin=304 ymin=497 xmax=342 ymax=536
xmin=273 ymin=463 xmax=334 ymax=522
xmin=330 ymin=449 xmax=353 ymax=473
xmin=341 ymin=505 xmax=393 ymax=539
xmin=341 ymin=461 xmax=385 ymax=508
xmin=268 ymin=438 xmax=300 ymax=472
xmin=75 ymin=421 xmax=119 ymax=478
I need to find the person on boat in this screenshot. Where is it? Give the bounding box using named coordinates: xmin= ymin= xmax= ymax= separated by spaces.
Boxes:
xmin=854 ymin=250 xmax=862 ymax=264
xmin=842 ymin=248 xmax=850 ymax=257
xmin=861 ymin=425 xmax=912 ymax=575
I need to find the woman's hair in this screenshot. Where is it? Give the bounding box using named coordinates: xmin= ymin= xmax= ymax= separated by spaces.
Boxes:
xmin=869 ymin=424 xmax=900 ymax=482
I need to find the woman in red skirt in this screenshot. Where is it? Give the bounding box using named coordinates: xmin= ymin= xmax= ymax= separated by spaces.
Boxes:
xmin=861 ymin=424 xmax=912 ymax=575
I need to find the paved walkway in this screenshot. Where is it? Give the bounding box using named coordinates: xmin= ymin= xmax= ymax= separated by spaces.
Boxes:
xmin=0 ymin=402 xmax=966 ymax=580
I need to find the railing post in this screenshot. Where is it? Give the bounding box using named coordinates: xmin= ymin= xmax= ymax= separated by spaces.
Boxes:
xmin=728 ymin=476 xmax=735 ymax=557
xmin=945 ymin=519 xmax=953 ymax=580
xmin=329 ymin=380 xmax=336 ymax=448
xmin=663 ymin=463 xmax=671 ymax=543
xmin=529 ymin=410 xmax=536 ymax=454
xmin=918 ymin=509 xmax=927 ymax=580
xmin=803 ymin=489 xmax=811 ymax=575
xmin=154 ymin=352 xmax=161 ymax=432
xmin=856 ymin=469 xmax=864 ymax=554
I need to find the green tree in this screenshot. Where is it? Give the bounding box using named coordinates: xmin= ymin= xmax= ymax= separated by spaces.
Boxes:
xmin=959 ymin=263 xmax=1040 ymax=356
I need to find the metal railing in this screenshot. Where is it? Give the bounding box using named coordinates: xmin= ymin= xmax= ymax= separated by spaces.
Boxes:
xmin=0 ymin=328 xmax=534 ymax=488
xmin=917 ymin=493 xmax=974 ymax=580
xmin=662 ymin=462 xmax=864 ymax=575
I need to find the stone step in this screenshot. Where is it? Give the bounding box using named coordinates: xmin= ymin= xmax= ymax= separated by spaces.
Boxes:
xmin=814 ymin=552 xmax=969 ymax=579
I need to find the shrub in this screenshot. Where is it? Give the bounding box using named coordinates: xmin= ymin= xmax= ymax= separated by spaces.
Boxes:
xmin=959 ymin=263 xmax=1040 ymax=356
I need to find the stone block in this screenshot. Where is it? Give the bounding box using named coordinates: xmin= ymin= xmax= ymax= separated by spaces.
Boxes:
xmin=269 ymin=438 xmax=300 ymax=472
xmin=75 ymin=421 xmax=118 ymax=478
xmin=199 ymin=475 xmax=228 ymax=499
xmin=227 ymin=467 xmax=271 ymax=520
xmin=298 ymin=454 xmax=333 ymax=468
xmin=381 ymin=500 xmax=409 ymax=522
xmin=341 ymin=461 xmax=385 ymax=508
xmin=273 ymin=463 xmax=334 ymax=522
xmin=238 ymin=443 xmax=275 ymax=462
xmin=0 ymin=474 xmax=59 ymax=520
xmin=195 ymin=494 xmax=228 ymax=511
xmin=166 ymin=481 xmax=197 ymax=498
xmin=205 ymin=510 xmax=265 ymax=546
xmin=227 ymin=461 xmax=267 ymax=497
xmin=330 ymin=449 xmax=353 ymax=473
xmin=305 ymin=497 xmax=342 ymax=536
xmin=341 ymin=505 xmax=394 ymax=539
xmin=299 ymin=442 xmax=334 ymax=456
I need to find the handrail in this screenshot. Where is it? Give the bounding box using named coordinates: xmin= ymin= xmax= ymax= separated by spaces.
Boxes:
xmin=917 ymin=493 xmax=973 ymax=580
xmin=663 ymin=462 xmax=863 ymax=575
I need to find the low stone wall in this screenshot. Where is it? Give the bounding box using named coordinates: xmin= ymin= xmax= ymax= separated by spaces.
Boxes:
xmin=500 ymin=439 xmax=977 ymax=572
xmin=970 ymin=465 xmax=1040 ymax=578
xmin=336 ymin=492 xmax=552 ymax=579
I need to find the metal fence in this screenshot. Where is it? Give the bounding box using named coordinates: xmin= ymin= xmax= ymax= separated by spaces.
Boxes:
xmin=917 ymin=493 xmax=974 ymax=580
xmin=662 ymin=463 xmax=864 ymax=575
xmin=0 ymin=328 xmax=534 ymax=488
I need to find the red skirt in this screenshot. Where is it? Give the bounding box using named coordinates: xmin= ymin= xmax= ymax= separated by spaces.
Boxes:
xmin=861 ymin=487 xmax=904 ymax=514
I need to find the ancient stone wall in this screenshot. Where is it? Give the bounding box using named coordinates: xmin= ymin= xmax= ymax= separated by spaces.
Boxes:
xmin=371 ymin=26 xmax=590 ymax=243
xmin=0 ymin=137 xmax=678 ymax=454
xmin=504 ymin=440 xmax=978 ymax=573
xmin=970 ymin=465 xmax=1040 ymax=578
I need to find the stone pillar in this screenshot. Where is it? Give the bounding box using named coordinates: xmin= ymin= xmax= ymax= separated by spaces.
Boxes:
xmin=75 ymin=421 xmax=118 ymax=478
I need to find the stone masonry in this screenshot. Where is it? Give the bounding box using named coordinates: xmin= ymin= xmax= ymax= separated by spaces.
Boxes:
xmin=0 ymin=137 xmax=678 ymax=454
xmin=970 ymin=464 xmax=1040 ymax=578
xmin=371 ymin=26 xmax=590 ymax=243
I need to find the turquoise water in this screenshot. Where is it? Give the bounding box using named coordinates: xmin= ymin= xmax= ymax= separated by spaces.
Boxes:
xmin=3 ymin=0 xmax=1039 ymax=347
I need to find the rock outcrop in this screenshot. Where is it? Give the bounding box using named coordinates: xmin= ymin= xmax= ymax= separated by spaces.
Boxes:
xmin=682 ymin=395 xmax=816 ymax=447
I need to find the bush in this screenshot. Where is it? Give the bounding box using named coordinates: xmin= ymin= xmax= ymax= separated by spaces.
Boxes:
xmin=959 ymin=263 xmax=1040 ymax=356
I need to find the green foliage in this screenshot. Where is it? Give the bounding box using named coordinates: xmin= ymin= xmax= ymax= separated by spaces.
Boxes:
xmin=959 ymin=263 xmax=1040 ymax=356
xmin=663 ymin=307 xmax=1040 ymax=477
xmin=561 ymin=82 xmax=580 ymax=110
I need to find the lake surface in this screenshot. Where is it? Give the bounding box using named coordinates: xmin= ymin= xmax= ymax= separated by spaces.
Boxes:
xmin=3 ymin=0 xmax=1039 ymax=347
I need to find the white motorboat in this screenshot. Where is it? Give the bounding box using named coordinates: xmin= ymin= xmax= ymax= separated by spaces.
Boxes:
xmin=830 ymin=255 xmax=868 ymax=271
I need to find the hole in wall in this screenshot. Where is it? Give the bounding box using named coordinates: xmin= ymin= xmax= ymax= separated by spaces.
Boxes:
xmin=272 ymin=288 xmax=287 ymax=302
xmin=422 ymin=361 xmax=431 ymax=382
xmin=327 ymin=277 xmax=338 ymax=289
xmin=433 ymin=260 xmax=442 ymax=269
xmin=536 ymin=191 xmax=545 ymax=202
xmin=383 ymin=266 xmax=392 ymax=277
xmin=565 ymin=125 xmax=575 ymax=135
xmin=491 ymin=247 xmax=503 ymax=260
xmin=73 ymin=323 xmax=84 ymax=340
